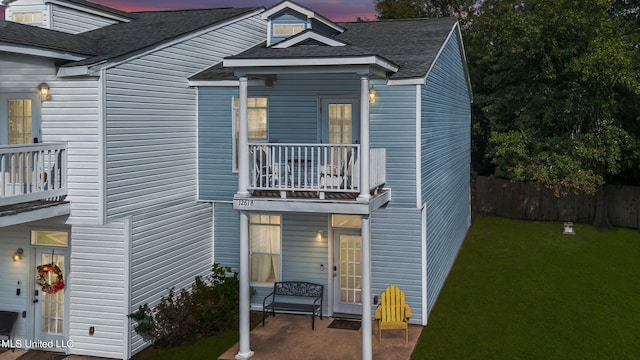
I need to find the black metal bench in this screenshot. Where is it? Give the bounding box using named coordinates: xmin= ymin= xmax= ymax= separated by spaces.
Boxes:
xmin=262 ymin=281 xmax=323 ymax=330
xmin=0 ymin=311 xmax=19 ymax=351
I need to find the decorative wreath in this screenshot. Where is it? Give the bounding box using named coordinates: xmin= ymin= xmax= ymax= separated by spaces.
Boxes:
xmin=36 ymin=263 xmax=65 ymax=294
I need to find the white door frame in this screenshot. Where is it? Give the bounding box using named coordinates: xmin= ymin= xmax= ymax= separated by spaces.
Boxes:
xmin=31 ymin=245 xmax=69 ymax=349
xmin=319 ymin=96 xmax=360 ymax=145
xmin=0 ymin=93 xmax=41 ymax=145
xmin=331 ymin=228 xmax=362 ymax=315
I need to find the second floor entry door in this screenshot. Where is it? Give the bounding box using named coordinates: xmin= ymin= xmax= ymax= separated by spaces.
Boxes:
xmin=0 ymin=93 xmax=40 ymax=145
xmin=1 ymin=93 xmax=41 ymax=185
xmin=320 ymin=97 xmax=360 ymax=145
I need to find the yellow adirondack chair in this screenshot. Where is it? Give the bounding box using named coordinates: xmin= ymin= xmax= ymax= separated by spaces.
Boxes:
xmin=374 ymin=285 xmax=413 ymax=343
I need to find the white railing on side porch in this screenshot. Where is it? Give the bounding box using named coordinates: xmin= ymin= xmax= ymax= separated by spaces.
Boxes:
xmin=0 ymin=143 xmax=67 ymax=207
xmin=249 ymin=143 xmax=386 ymax=195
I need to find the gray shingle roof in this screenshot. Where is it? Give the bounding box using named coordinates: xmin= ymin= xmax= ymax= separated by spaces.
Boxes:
xmin=193 ymin=17 xmax=458 ymax=81
xmin=0 ymin=6 xmax=262 ymax=66
xmin=337 ymin=17 xmax=458 ymax=79
xmin=65 ymin=7 xmax=262 ymax=66
xmin=0 ymin=20 xmax=99 ymax=55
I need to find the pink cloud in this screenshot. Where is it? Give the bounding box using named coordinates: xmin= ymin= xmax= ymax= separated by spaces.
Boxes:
xmin=1 ymin=1 xmax=377 ymax=23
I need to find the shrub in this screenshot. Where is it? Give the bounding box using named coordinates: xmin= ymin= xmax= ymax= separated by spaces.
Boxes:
xmin=130 ymin=263 xmax=241 ymax=348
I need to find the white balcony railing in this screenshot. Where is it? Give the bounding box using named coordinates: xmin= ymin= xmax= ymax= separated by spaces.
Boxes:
xmin=249 ymin=143 xmax=386 ymax=195
xmin=0 ymin=143 xmax=67 ymax=207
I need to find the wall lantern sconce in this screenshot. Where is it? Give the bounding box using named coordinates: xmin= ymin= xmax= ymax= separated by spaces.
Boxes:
xmin=369 ymin=85 xmax=376 ymax=104
xmin=38 ymin=82 xmax=51 ymax=101
xmin=316 ymin=229 xmax=324 ymax=241
xmin=13 ymin=248 xmax=24 ymax=262
xmin=563 ymin=222 xmax=575 ymax=235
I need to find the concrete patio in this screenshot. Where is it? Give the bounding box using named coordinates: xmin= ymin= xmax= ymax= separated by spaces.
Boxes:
xmin=219 ymin=314 xmax=423 ymax=360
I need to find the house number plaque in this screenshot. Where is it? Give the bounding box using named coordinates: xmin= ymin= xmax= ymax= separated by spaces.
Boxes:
xmin=235 ymin=199 xmax=255 ymax=208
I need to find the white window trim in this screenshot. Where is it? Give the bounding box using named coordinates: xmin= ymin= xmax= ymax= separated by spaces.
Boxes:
xmin=272 ymin=23 xmax=306 ymax=37
xmin=12 ymin=12 xmax=44 ymax=24
xmin=31 ymin=229 xmax=70 ymax=247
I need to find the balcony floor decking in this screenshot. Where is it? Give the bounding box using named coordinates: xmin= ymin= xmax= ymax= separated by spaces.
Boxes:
xmin=0 ymin=199 xmax=70 ymax=227
xmin=252 ymin=190 xmax=359 ymax=201
xmin=235 ymin=188 xmax=391 ymax=215
xmin=251 ymin=188 xmax=388 ymax=201
xmin=0 ymin=200 xmax=69 ymax=218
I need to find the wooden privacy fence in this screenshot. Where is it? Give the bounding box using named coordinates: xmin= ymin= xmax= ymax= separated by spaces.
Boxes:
xmin=474 ymin=176 xmax=640 ymax=229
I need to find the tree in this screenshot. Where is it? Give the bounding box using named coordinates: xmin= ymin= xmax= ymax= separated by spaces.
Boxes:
xmin=375 ymin=0 xmax=480 ymax=21
xmin=466 ymin=0 xmax=640 ymax=227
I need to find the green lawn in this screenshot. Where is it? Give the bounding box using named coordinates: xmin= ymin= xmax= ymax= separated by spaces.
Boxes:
xmin=412 ymin=215 xmax=640 ymax=359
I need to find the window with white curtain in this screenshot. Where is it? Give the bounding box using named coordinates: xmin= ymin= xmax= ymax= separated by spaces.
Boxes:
xmin=250 ymin=214 xmax=281 ymax=285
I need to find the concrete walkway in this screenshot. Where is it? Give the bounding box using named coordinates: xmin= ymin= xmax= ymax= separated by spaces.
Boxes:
xmin=219 ymin=314 xmax=422 ymax=360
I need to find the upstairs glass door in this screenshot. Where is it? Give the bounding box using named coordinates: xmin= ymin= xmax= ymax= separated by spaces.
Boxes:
xmin=320 ymin=98 xmax=359 ymax=145
xmin=0 ymin=93 xmax=40 ymax=145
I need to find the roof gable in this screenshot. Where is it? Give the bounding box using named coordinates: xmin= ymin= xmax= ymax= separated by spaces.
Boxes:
xmin=261 ymin=0 xmax=343 ymax=33
xmin=262 ymin=0 xmax=344 ymax=46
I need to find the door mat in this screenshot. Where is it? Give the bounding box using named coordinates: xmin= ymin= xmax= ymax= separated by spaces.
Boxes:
xmin=328 ymin=319 xmax=361 ymax=330
xmin=17 ymin=351 xmax=65 ymax=360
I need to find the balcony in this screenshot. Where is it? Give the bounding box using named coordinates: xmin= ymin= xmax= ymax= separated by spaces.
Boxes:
xmin=236 ymin=143 xmax=389 ymax=214
xmin=0 ymin=143 xmax=67 ymax=207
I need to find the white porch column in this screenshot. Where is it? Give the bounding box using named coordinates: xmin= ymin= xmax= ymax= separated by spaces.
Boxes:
xmin=236 ymin=211 xmax=254 ymax=360
xmin=361 ymin=214 xmax=372 ymax=360
xmin=358 ymin=74 xmax=371 ymax=201
xmin=237 ymin=76 xmax=250 ymax=197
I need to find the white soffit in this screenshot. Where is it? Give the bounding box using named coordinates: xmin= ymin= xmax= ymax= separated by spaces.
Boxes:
xmin=0 ymin=42 xmax=88 ymax=61
xmin=224 ymin=55 xmax=399 ymax=73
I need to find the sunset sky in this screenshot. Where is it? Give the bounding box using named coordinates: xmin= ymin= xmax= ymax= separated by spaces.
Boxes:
xmin=1 ymin=0 xmax=379 ymax=22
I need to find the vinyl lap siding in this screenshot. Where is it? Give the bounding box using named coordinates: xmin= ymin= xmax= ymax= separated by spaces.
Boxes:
xmin=213 ymin=202 xmax=240 ymax=270
xmin=45 ymin=77 xmax=102 ymax=224
xmin=280 ymin=213 xmax=329 ymax=313
xmin=198 ymin=73 xmax=360 ymax=201
xmin=68 ymin=221 xmax=128 ymax=359
xmin=370 ymin=82 xmax=418 ymax=208
xmin=0 ymin=217 xmax=69 ymax=344
xmin=266 ymin=74 xmax=358 ymax=144
xmin=129 ymin=201 xmax=212 ymax=355
xmin=105 ymin=16 xmax=265 ymax=221
xmin=371 ymin=208 xmax=423 ymax=324
xmin=198 ymin=88 xmax=238 ymax=200
xmin=50 ymin=5 xmax=119 ymax=34
xmin=0 ymin=53 xmax=101 ymax=224
xmin=421 ymin=31 xmax=471 ymax=316
xmin=0 ymin=228 xmax=29 ymax=339
xmin=212 ymin=205 xmax=330 ymax=311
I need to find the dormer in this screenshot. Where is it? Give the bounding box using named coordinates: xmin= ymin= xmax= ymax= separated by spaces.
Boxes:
xmin=261 ymin=0 xmax=344 ymax=47
xmin=2 ymin=0 xmax=135 ymax=34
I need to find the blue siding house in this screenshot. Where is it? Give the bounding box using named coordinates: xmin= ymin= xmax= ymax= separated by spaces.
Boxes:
xmin=191 ymin=1 xmax=472 ymax=359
